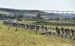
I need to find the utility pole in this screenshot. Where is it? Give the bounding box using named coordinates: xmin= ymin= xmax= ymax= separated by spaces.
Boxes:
xmin=15 ymin=14 xmax=18 ymax=32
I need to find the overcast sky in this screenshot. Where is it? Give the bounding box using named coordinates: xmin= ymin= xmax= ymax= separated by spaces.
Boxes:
xmin=0 ymin=0 xmax=75 ymax=11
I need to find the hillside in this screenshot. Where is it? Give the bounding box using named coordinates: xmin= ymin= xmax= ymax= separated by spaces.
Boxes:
xmin=0 ymin=8 xmax=75 ymax=20
xmin=0 ymin=8 xmax=46 ymax=14
xmin=0 ymin=21 xmax=75 ymax=46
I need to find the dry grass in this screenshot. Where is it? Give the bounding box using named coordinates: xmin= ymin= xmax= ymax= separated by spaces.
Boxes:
xmin=0 ymin=22 xmax=75 ymax=46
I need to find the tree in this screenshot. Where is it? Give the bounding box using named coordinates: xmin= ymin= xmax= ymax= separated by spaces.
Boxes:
xmin=0 ymin=13 xmax=3 ymax=17
xmin=35 ymin=13 xmax=46 ymax=25
xmin=18 ymin=15 xmax=23 ymax=18
xmin=56 ymin=17 xmax=60 ymax=20
xmin=36 ymin=13 xmax=41 ymax=19
xmin=72 ymin=16 xmax=75 ymax=20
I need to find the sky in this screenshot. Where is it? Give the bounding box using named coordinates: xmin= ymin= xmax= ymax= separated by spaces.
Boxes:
xmin=0 ymin=0 xmax=75 ymax=11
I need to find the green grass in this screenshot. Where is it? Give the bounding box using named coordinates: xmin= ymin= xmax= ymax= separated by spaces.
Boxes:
xmin=0 ymin=21 xmax=75 ymax=46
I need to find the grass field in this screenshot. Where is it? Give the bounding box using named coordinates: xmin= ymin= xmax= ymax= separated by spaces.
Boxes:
xmin=0 ymin=21 xmax=75 ymax=46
